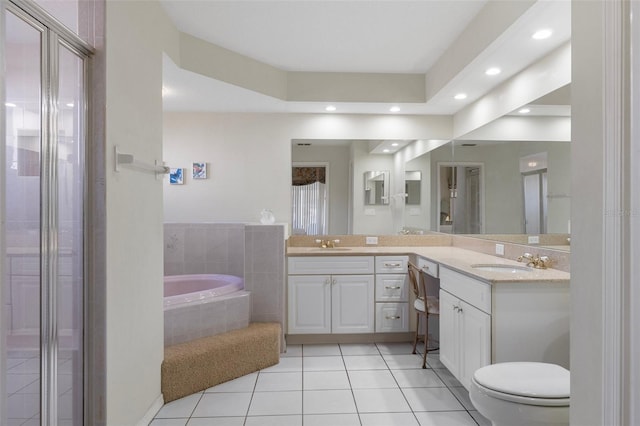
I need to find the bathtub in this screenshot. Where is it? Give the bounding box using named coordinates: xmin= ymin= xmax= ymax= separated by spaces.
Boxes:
xmin=163 ymin=274 xmax=250 ymax=346
xmin=164 ymin=274 xmax=245 ymax=308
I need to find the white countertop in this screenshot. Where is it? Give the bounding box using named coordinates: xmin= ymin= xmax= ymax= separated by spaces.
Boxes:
xmin=286 ymin=246 xmax=570 ymax=284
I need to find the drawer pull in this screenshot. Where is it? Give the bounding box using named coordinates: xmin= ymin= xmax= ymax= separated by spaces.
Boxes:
xmin=385 ymin=315 xmax=401 ymax=320
xmin=385 ymin=286 xmax=401 ymax=290
xmin=383 ymin=262 xmax=402 ymax=267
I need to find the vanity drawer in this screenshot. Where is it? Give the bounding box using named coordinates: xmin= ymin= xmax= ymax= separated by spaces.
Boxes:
xmin=440 ymin=267 xmax=491 ymax=314
xmin=375 ymin=303 xmax=409 ymax=332
xmin=375 ymin=256 xmax=409 ymax=274
xmin=375 ymin=274 xmax=408 ymax=302
xmin=417 ymin=257 xmax=439 ymax=278
xmin=288 ymin=256 xmax=374 ymax=275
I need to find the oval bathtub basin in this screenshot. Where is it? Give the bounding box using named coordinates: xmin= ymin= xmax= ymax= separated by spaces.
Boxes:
xmin=164 ymin=274 xmax=244 ymax=308
xmin=471 ymin=264 xmax=533 ymax=273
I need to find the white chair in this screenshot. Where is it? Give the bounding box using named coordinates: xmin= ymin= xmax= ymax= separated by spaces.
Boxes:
xmin=408 ymin=261 xmax=440 ymax=369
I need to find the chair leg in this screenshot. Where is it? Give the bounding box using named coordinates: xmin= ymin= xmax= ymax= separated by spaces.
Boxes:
xmin=412 ymin=312 xmax=419 ymax=354
xmin=421 ymin=313 xmax=429 ymax=369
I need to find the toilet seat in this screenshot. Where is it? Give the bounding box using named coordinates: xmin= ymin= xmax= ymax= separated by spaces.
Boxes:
xmin=473 ymin=362 xmax=570 ymax=407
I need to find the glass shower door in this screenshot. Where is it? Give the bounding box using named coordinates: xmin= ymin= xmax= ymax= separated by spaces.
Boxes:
xmin=3 ymin=4 xmax=87 ymax=425
xmin=5 ymin=10 xmax=43 ymax=424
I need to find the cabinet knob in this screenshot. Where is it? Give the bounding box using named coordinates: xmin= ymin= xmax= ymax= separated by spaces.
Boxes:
xmin=384 ymin=262 xmax=402 ymax=267
xmin=331 ymin=278 xmax=337 ymax=285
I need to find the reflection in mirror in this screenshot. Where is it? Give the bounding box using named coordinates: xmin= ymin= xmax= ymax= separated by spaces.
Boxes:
xmin=521 ymin=152 xmax=548 ymax=234
xmin=437 ymin=164 xmax=483 ymax=234
xmin=291 ymin=164 xmax=328 ymax=235
xmin=405 ymin=171 xmax=421 ymax=205
xmin=289 ymin=135 xmax=570 ymax=244
xmin=429 ymin=141 xmax=570 ymax=235
xmin=364 ymin=170 xmax=390 ymax=205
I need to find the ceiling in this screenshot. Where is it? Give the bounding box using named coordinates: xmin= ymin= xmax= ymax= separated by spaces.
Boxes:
xmin=160 ymin=0 xmax=571 ymax=116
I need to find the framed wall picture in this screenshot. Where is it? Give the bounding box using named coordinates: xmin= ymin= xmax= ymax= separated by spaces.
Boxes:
xmin=169 ymin=168 xmax=184 ymax=185
xmin=193 ymin=162 xmax=207 ymax=179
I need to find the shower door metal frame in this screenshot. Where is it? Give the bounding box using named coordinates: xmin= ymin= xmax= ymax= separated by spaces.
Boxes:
xmin=3 ymin=1 xmax=92 ymax=424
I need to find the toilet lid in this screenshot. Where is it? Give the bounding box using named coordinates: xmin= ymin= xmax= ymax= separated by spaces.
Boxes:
xmin=473 ymin=362 xmax=570 ymax=399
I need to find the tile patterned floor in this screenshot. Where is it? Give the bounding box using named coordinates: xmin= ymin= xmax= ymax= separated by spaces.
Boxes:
xmin=150 ymin=343 xmax=491 ymax=426
xmin=6 ymin=350 xmax=76 ymax=426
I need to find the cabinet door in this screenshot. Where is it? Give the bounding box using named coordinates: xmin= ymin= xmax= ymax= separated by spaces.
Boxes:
xmin=459 ymin=300 xmax=491 ymax=389
xmin=332 ymin=275 xmax=374 ymax=333
xmin=438 ymin=289 xmax=459 ymax=376
xmin=288 ymin=275 xmax=331 ymax=334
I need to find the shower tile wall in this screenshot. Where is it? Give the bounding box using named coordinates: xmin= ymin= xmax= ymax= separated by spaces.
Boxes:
xmin=163 ymin=223 xmax=285 ymax=335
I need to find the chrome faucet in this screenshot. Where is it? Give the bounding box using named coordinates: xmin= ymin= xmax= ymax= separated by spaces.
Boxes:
xmin=517 ymin=252 xmax=552 ymax=269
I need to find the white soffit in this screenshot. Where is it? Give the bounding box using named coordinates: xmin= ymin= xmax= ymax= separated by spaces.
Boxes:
xmin=161 ymin=0 xmax=571 ymax=116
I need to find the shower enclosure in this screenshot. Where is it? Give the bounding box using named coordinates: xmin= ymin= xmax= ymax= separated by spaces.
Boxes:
xmin=2 ymin=0 xmax=90 ymax=423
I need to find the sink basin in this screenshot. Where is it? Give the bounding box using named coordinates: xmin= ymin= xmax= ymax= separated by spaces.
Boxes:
xmin=310 ymin=247 xmax=353 ymax=252
xmin=471 ymin=264 xmax=533 ymax=273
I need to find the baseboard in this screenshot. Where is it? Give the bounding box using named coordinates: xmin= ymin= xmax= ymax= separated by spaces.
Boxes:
xmin=136 ymin=394 xmax=164 ymax=426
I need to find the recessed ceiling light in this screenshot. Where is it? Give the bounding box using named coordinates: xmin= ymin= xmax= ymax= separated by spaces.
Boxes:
xmin=325 ymin=105 xmax=336 ymax=112
xmin=532 ymin=29 xmax=553 ymax=40
xmin=389 ymin=106 xmax=400 ymax=113
xmin=519 ymin=108 xmax=531 ymax=114
xmin=454 ymin=93 xmax=467 ymax=100
xmin=485 ymin=67 xmax=501 ymax=76
xmin=66 ymin=103 xmax=74 ymax=108
xmin=383 ymin=149 xmax=391 ymax=153
xmin=5 ymin=102 xmax=16 ymax=107
xmin=391 ymin=143 xmax=399 ymax=147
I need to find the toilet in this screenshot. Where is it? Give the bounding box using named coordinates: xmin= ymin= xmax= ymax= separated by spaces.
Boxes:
xmin=469 ymin=362 xmax=570 ymax=426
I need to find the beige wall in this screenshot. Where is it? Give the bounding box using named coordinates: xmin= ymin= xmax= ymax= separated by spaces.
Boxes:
xmin=570 ymin=1 xmax=605 ymax=423
xmin=104 ymin=1 xmax=176 ymax=423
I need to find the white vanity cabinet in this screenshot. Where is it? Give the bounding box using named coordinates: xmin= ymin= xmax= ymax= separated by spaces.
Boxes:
xmin=375 ymin=256 xmax=409 ymax=332
xmin=439 ymin=265 xmax=570 ymax=390
xmin=288 ymin=256 xmax=375 ymax=334
xmin=439 ymin=283 xmax=491 ymax=389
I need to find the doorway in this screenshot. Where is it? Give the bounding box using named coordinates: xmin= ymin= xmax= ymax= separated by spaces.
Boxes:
xmin=2 ymin=2 xmax=90 ymax=424
xmin=437 ymin=163 xmax=484 ymax=234
xmin=522 ymin=169 xmax=548 ymax=234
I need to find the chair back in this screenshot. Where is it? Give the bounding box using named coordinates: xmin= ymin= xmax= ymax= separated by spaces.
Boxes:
xmin=407 ymin=261 xmax=425 ymax=300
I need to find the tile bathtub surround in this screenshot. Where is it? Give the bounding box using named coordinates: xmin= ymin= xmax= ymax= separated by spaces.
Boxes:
xmin=150 ymin=343 xmax=490 ymax=426
xmin=164 ymin=223 xmax=246 ymax=277
xmin=164 ymin=292 xmax=251 ymax=347
xmin=163 ymin=223 xmax=286 ymax=344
